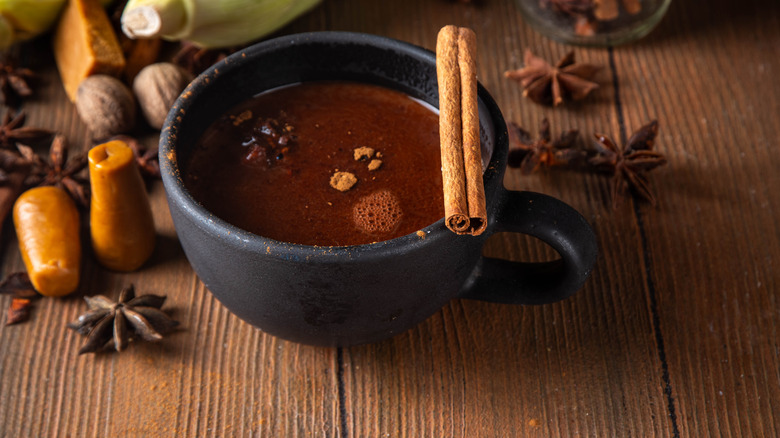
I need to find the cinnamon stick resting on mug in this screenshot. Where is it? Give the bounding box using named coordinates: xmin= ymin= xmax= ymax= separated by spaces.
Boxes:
xmin=436 ymin=25 xmax=487 ymax=236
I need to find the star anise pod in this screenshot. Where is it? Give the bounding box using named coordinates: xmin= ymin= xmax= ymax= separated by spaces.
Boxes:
xmin=0 ymin=272 xmax=38 ymax=298
xmin=109 ymin=135 xmax=160 ymax=179
xmin=6 ymin=298 xmax=32 ymax=325
xmin=24 ymin=134 xmax=90 ymax=207
xmin=0 ymin=272 xmax=41 ymax=325
xmin=0 ymin=147 xmax=32 ymax=184
xmin=0 ymin=111 xmax=53 ymax=150
xmin=541 ymin=0 xmax=594 ymax=15
xmin=0 ymin=56 xmax=36 ymax=108
xmin=0 ymin=112 xmax=50 ymax=184
xmin=0 ymin=147 xmax=32 ymax=228
xmin=505 ymin=49 xmax=601 ymax=106
xmin=507 ymin=118 xmax=583 ymax=174
xmin=589 ymin=120 xmax=667 ymax=207
xmin=173 ymin=42 xmax=235 ymax=76
xmin=67 ymin=284 xmax=179 ymax=354
xmin=541 ymin=0 xmax=598 ymax=36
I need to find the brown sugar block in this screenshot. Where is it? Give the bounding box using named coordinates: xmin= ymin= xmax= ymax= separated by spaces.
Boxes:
xmin=13 ymin=186 xmax=81 ymax=297
xmin=53 ymin=0 xmax=126 ymax=101
xmin=89 ymin=140 xmax=155 ymax=271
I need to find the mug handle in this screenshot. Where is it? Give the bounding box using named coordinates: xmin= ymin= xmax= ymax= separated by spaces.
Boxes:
xmin=459 ymin=189 xmax=598 ymax=305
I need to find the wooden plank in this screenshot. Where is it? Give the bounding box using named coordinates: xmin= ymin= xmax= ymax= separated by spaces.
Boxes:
xmin=611 ymin=0 xmax=780 ymax=436
xmin=333 ymin=1 xmax=673 ymax=437
xmin=0 ymin=36 xmax=341 ymax=438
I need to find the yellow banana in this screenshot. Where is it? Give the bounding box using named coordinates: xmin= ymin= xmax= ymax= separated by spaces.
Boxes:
xmin=120 ymin=0 xmax=321 ymax=49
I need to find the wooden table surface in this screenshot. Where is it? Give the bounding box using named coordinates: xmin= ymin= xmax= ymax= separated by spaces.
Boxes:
xmin=1 ymin=0 xmax=778 ymax=436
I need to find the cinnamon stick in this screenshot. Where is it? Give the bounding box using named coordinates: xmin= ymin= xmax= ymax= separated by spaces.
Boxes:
xmin=457 ymin=28 xmax=487 ymax=235
xmin=436 ymin=25 xmax=487 ymax=236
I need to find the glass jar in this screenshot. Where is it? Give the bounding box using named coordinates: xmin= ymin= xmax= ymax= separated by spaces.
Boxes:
xmin=516 ymin=0 xmax=671 ymax=46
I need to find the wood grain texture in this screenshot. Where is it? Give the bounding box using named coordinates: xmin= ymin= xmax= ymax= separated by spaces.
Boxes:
xmin=331 ymin=1 xmax=673 ymax=437
xmin=610 ymin=0 xmax=780 ymax=436
xmin=0 ymin=41 xmax=340 ymax=437
xmin=1 ymin=0 xmax=779 ymax=436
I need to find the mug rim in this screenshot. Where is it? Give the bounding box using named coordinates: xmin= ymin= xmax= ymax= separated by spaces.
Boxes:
xmin=160 ymin=31 xmax=508 ymax=260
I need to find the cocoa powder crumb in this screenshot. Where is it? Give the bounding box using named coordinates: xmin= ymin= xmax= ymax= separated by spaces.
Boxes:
xmin=353 ymin=146 xmax=375 ymax=161
xmin=367 ymin=159 xmax=383 ymax=171
xmin=330 ymin=171 xmax=357 ymax=191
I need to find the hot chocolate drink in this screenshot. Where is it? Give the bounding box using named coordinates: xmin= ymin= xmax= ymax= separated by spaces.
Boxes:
xmin=185 ymin=81 xmax=444 ymax=246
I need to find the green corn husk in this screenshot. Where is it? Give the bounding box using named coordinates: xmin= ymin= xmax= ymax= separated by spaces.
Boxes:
xmin=120 ymin=0 xmax=321 ymax=49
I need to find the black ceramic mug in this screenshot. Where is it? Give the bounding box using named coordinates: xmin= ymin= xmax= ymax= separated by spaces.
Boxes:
xmin=160 ymin=32 xmax=598 ymax=347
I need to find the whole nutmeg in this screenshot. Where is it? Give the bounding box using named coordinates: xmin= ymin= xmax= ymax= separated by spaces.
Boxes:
xmin=76 ymin=75 xmax=136 ymax=140
xmin=133 ymin=63 xmax=192 ymax=129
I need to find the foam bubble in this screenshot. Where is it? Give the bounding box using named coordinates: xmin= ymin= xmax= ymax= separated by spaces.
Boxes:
xmin=352 ymin=190 xmax=403 ymax=236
